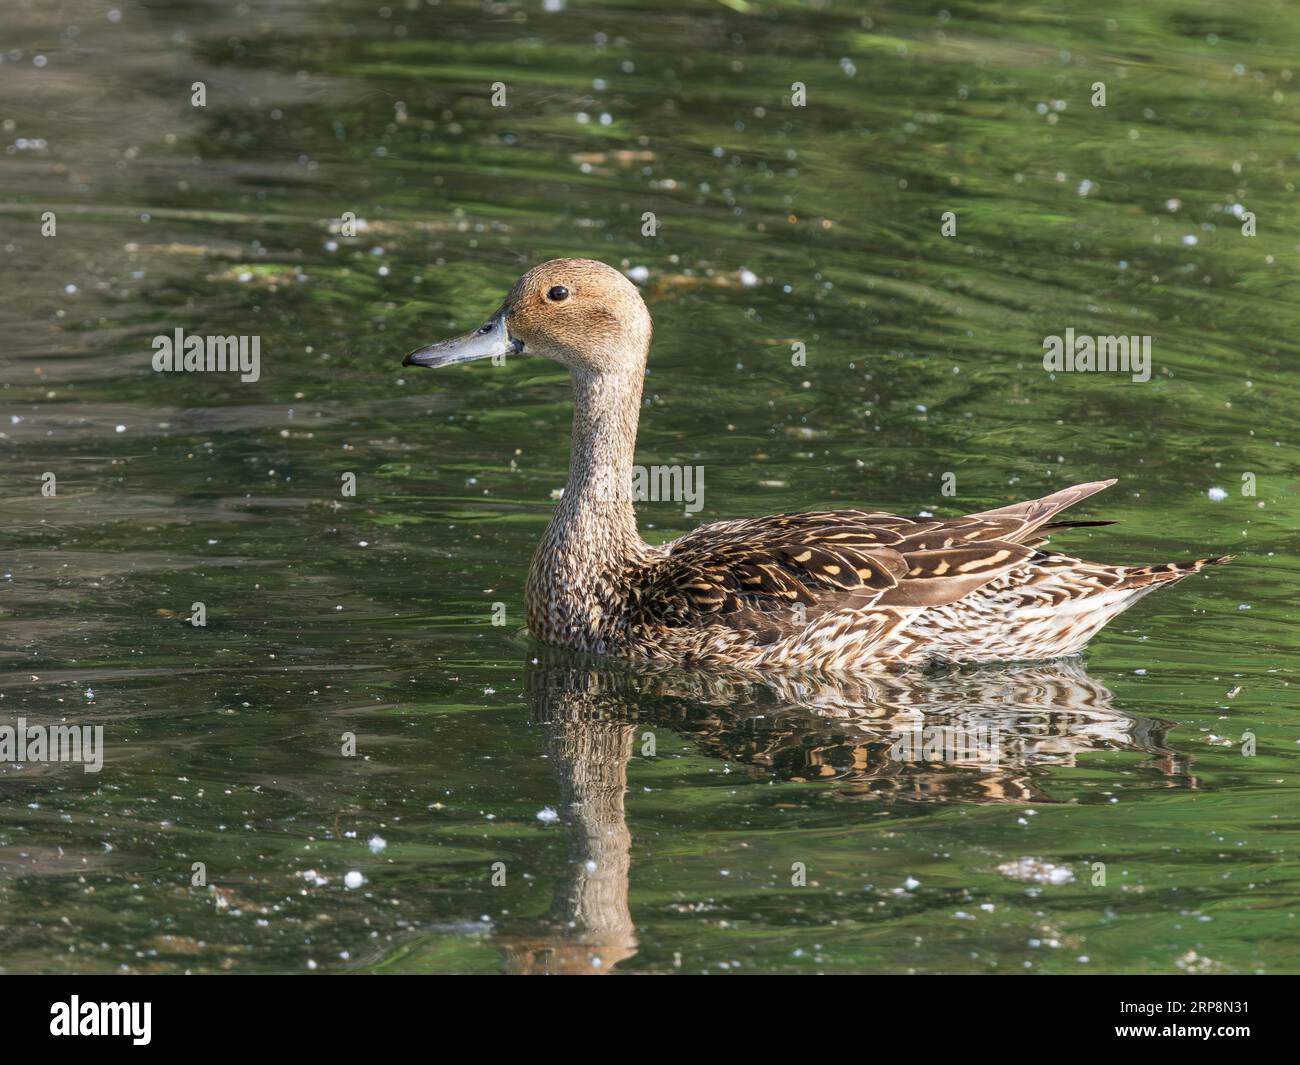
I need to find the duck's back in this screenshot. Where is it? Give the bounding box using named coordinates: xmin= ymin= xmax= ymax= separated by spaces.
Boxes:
xmin=618 ymin=480 xmax=1227 ymax=670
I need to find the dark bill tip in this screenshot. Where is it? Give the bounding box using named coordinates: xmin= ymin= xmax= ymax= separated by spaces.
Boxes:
xmin=402 ymin=310 xmax=519 ymax=369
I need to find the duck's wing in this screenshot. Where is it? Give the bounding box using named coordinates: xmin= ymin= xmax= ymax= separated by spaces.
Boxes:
xmin=636 ymin=510 xmax=1026 ymax=642
xmin=636 ymin=480 xmax=1118 ymax=644
xmin=644 ymin=511 xmax=908 ymax=621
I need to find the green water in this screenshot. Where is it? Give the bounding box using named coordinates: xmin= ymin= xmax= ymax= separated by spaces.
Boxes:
xmin=2 ymin=0 xmax=1297 ymax=974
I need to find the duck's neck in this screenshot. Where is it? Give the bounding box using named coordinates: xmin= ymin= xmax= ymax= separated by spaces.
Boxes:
xmin=527 ymin=367 xmax=648 ymax=647
xmin=559 ymin=368 xmax=644 ymax=543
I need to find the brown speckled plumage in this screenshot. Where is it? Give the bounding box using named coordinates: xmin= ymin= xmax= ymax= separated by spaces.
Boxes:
xmin=404 ymin=258 xmax=1230 ymax=672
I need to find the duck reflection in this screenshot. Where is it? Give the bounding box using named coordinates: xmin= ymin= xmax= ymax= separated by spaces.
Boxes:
xmin=500 ymin=652 xmax=1189 ymax=973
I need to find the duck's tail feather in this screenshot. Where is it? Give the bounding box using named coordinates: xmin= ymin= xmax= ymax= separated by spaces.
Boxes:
xmin=969 ymin=479 xmax=1118 ymax=543
xmin=1116 ymin=554 xmax=1234 ymax=590
xmin=1039 ymin=519 xmax=1118 ymax=532
xmin=1027 ymin=518 xmax=1118 ymax=548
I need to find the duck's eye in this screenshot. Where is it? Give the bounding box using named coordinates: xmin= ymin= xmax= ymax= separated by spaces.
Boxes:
xmin=547 ymin=285 xmax=570 ymax=302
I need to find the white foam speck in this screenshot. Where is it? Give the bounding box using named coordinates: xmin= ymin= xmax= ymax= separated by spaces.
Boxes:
xmin=997 ymin=858 xmax=1075 ymax=885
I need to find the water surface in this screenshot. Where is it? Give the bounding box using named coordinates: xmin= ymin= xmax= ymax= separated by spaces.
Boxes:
xmin=2 ymin=0 xmax=1298 ymax=974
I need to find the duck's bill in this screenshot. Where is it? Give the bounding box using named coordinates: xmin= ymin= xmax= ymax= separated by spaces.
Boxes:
xmin=402 ymin=310 xmax=521 ymax=369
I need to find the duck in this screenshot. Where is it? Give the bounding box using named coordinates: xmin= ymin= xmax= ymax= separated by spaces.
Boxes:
xmin=402 ymin=258 xmax=1229 ymax=672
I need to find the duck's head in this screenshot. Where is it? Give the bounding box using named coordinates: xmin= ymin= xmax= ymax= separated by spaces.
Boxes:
xmin=402 ymin=258 xmax=652 ymax=377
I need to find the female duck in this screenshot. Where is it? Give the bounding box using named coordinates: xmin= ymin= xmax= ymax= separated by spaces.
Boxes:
xmin=403 ymin=258 xmax=1227 ymax=671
